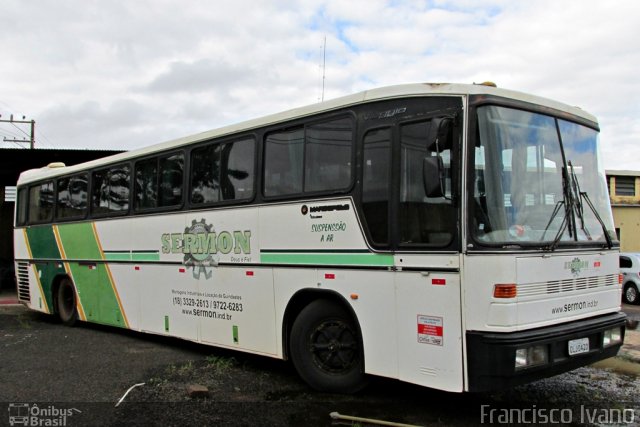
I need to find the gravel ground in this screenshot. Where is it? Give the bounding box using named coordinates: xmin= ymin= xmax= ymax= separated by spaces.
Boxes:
xmin=1 ymin=305 xmax=639 ymax=426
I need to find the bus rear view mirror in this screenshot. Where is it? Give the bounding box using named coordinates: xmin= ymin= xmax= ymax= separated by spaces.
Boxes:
xmin=427 ymin=117 xmax=454 ymax=152
xmin=423 ymin=156 xmax=445 ymax=198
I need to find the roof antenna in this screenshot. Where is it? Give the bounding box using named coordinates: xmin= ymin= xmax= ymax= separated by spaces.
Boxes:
xmin=321 ymin=35 xmax=326 ymax=102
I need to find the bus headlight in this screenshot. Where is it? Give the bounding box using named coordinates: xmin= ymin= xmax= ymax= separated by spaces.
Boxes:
xmin=603 ymin=327 xmax=622 ymax=347
xmin=515 ymin=345 xmax=548 ymax=370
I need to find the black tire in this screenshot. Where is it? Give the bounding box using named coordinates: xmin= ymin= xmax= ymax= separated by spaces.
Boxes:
xmin=623 ymin=282 xmax=640 ymax=305
xmin=56 ymin=277 xmax=78 ymax=326
xmin=289 ymin=299 xmax=367 ymax=393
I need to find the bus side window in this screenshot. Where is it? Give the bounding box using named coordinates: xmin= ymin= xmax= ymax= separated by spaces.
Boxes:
xmin=135 ymin=158 xmax=158 ymax=209
xmin=28 ymin=181 xmax=54 ymax=224
xmin=159 ymin=153 xmax=184 ymax=207
xmin=191 ymin=144 xmax=221 ymax=204
xmin=108 ymin=166 xmax=130 ymax=212
xmin=304 ymin=117 xmax=353 ymax=192
xmin=264 ymin=128 xmax=304 ymax=197
xmin=56 ymin=174 xmax=88 ymax=220
xmin=264 ymin=117 xmax=352 ymax=198
xmin=221 ymin=138 xmax=254 ymax=201
xmin=362 ymin=128 xmax=391 ymax=246
xmin=191 ymin=138 xmax=255 ymax=205
xmin=92 ymin=165 xmax=130 ymax=215
xmin=399 ymin=120 xmax=454 ymax=246
xmin=16 ymin=187 xmax=28 ymax=226
xmin=135 ymin=153 xmax=183 ymax=210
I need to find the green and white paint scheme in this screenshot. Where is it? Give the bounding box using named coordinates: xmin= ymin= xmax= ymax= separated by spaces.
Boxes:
xmin=14 ymin=83 xmax=624 ymax=394
xmin=15 ymin=197 xmax=415 ymax=361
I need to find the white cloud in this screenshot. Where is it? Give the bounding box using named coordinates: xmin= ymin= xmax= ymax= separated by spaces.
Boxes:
xmin=0 ymin=0 xmax=638 ymax=170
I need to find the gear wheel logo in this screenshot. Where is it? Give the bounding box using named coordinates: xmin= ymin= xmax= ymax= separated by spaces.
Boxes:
xmin=183 ymin=219 xmax=219 ymax=280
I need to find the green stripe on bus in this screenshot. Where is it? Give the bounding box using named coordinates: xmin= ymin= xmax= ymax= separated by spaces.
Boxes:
xmin=26 ymin=225 xmax=64 ymax=311
xmin=26 ymin=225 xmax=62 ymax=260
xmin=104 ymin=252 xmax=132 ymax=261
xmin=259 ymin=251 xmax=394 ymax=266
xmin=131 ymin=252 xmax=160 ymax=262
xmin=56 ymin=223 xmax=126 ymax=328
xmin=103 ymin=251 xmax=160 ymax=262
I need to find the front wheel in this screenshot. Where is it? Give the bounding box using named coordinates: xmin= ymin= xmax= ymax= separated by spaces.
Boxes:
xmin=56 ymin=277 xmax=79 ymax=326
xmin=289 ymin=299 xmax=367 ymax=393
xmin=623 ymin=282 xmax=640 ymax=305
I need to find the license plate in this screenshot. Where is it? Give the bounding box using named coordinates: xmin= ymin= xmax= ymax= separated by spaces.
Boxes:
xmin=568 ymin=338 xmax=590 ymax=356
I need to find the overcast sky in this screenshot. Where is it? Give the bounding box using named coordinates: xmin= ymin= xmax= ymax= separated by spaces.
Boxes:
xmin=1 ymin=0 xmax=639 ymax=170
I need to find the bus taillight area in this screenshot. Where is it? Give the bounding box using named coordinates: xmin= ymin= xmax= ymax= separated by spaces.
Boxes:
xmin=465 ymin=311 xmax=626 ymax=392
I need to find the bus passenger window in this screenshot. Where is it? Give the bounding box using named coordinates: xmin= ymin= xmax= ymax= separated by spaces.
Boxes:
xmin=92 ymin=165 xmax=130 ymax=215
xmin=135 ymin=153 xmax=183 ymax=210
xmin=264 ymin=129 xmax=304 ymax=197
xmin=109 ymin=167 xmax=131 ymax=211
xmin=191 ymin=138 xmax=254 ymax=205
xmin=28 ymin=181 xmax=54 ymax=223
xmin=16 ymin=187 xmax=28 ymax=226
xmin=304 ymin=118 xmax=352 ymax=192
xmin=159 ymin=153 xmax=184 ymax=207
xmin=57 ymin=174 xmax=88 ymax=219
xmin=221 ymin=138 xmax=254 ymax=201
xmin=191 ymin=144 xmax=221 ymax=204
xmin=135 ymin=158 xmax=158 ymax=209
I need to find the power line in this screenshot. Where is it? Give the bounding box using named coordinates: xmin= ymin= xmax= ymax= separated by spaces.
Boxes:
xmin=0 ymin=114 xmax=35 ymax=149
xmin=36 ymin=128 xmax=57 ymax=148
xmin=0 ymin=127 xmax=22 ymax=139
xmin=0 ymin=106 xmax=57 ymax=148
xmin=10 ymin=121 xmax=31 ymax=138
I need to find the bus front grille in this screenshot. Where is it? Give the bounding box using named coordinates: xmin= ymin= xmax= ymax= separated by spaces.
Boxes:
xmin=16 ymin=262 xmax=30 ymax=302
xmin=517 ymin=274 xmax=617 ymax=297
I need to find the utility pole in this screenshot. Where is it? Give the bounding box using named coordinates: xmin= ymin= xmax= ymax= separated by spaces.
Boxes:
xmin=0 ymin=114 xmax=35 ymax=149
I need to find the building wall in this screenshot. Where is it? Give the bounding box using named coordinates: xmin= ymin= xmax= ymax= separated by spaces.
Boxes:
xmin=608 ymin=172 xmax=640 ymax=252
xmin=0 ymin=202 xmax=12 ymax=261
xmin=612 ymin=205 xmax=640 ymax=252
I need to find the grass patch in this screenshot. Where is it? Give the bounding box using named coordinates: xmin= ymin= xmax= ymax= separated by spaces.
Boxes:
xmin=205 ymin=355 xmax=236 ymax=371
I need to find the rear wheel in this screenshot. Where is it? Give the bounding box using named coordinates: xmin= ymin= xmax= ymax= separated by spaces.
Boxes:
xmin=290 ymin=299 xmax=366 ymax=393
xmin=623 ymin=282 xmax=640 ymax=305
xmin=57 ymin=277 xmax=78 ymax=326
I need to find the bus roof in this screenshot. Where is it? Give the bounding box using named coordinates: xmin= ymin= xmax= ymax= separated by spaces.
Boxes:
xmin=17 ymin=82 xmax=597 ymax=185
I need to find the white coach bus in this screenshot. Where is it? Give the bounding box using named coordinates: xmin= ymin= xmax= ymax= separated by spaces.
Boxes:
xmin=14 ymin=83 xmax=625 ymax=393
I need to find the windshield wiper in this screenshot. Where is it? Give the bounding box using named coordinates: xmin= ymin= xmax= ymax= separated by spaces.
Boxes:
xmin=567 ymin=161 xmax=613 ymax=249
xmin=544 ymin=203 xmax=569 ymax=251
xmin=541 ymin=199 xmax=565 ymax=242
xmin=568 ymin=162 xmax=591 ymax=240
xmin=542 ymin=162 xmax=613 ymax=251
xmin=541 ymin=165 xmax=575 ymax=251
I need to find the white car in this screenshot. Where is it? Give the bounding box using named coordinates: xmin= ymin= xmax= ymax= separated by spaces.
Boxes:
xmin=620 ymin=253 xmax=640 ymax=304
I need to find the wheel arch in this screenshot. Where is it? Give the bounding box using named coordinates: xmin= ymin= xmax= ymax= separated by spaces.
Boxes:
xmin=281 ymin=288 xmax=364 ymax=365
xmin=50 ymin=273 xmax=73 ymax=315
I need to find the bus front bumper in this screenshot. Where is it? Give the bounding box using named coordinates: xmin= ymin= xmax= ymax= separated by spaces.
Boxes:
xmin=466 ymin=312 xmax=627 ymax=392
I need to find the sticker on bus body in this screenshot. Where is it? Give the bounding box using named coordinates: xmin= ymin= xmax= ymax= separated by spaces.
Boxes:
xmin=417 ymin=315 xmax=443 ymax=346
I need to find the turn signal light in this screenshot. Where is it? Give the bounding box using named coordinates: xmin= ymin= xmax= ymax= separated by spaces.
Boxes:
xmin=493 ymin=284 xmax=517 ymax=298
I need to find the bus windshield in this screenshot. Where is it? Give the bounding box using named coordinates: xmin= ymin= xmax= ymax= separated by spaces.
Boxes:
xmin=472 ymin=105 xmax=616 ymax=248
